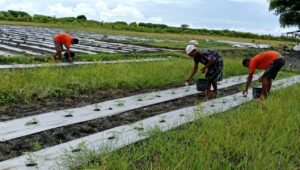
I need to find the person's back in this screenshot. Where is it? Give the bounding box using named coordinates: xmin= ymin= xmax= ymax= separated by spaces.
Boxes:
xmin=249 ymin=51 xmax=279 ymax=73
xmin=54 ymin=33 xmax=73 ymax=48
xmin=53 ymin=33 xmax=78 ymax=62
xmin=242 ymin=50 xmax=285 ymax=99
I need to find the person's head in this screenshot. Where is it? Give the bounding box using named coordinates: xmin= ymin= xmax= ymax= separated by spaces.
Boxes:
xmin=242 ymin=58 xmax=250 ymax=68
xmin=72 ymin=38 xmax=79 ymax=44
xmin=186 ymin=45 xmax=198 ymax=58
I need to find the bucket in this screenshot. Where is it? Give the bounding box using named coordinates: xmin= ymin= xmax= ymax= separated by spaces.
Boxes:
xmin=64 ymin=51 xmax=76 ymax=62
xmin=252 ymin=87 xmax=262 ymax=99
xmin=196 ymin=78 xmax=208 ymax=91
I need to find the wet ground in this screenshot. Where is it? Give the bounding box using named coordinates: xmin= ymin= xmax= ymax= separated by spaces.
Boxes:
xmin=285 ymin=51 xmax=300 ymax=71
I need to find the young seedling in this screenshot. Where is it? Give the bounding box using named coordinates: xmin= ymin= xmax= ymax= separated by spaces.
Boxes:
xmin=134 ymin=122 xmax=144 ymax=131
xmin=155 ymin=93 xmax=161 ymax=98
xmin=171 ymin=89 xmax=176 ymax=94
xmin=194 ymin=101 xmax=204 ymax=114
xmin=64 ymin=110 xmax=74 ymax=117
xmin=222 ymin=98 xmax=227 ymax=103
xmin=185 ymin=86 xmax=190 ymax=92
xmin=116 ymin=100 xmax=125 ymax=107
xmin=233 ymin=95 xmax=238 ymax=101
xmin=94 ymin=104 xmax=101 ymax=111
xmin=25 ymin=152 xmax=38 ymax=167
xmin=25 ymin=118 xmax=39 ymax=126
xmin=71 ymin=141 xmax=87 ymax=153
xmin=137 ymin=96 xmax=144 ymax=101
xmin=159 ymin=115 xmax=167 ymax=123
xmin=107 ymin=131 xmax=122 ymax=140
xmin=33 ymin=141 xmax=42 ymax=151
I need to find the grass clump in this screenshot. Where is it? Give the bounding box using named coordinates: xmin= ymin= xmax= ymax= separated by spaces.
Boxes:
xmin=70 ymin=83 xmax=300 ymax=170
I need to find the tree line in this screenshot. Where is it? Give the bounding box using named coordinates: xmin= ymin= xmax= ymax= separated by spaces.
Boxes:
xmin=0 ymin=10 xmax=298 ymax=42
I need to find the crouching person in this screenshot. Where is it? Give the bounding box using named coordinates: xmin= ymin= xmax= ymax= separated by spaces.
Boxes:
xmin=242 ymin=51 xmax=286 ymax=99
xmin=185 ymin=45 xmax=223 ymax=98
xmin=53 ymin=33 xmax=79 ymax=63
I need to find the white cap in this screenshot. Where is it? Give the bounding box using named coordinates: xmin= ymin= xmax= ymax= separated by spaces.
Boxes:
xmin=186 ymin=45 xmax=197 ymax=55
xmin=189 ymin=40 xmax=199 ymax=45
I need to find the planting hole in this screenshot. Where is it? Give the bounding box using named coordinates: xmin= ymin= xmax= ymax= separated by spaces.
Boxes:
xmin=179 ymin=114 xmax=185 ymax=117
xmin=29 ymin=121 xmax=38 ymax=125
xmin=134 ymin=127 xmax=144 ymax=131
xmin=64 ymin=114 xmax=73 ymax=118
xmin=94 ymin=108 xmax=101 ymax=111
xmin=159 ymin=120 xmax=166 ymax=123
xmin=72 ymin=148 xmax=81 ymax=153
xmin=26 ymin=163 xmax=37 ymax=167
xmin=108 ymin=136 xmax=116 ymax=140
xmin=108 ymin=107 xmax=113 ymax=110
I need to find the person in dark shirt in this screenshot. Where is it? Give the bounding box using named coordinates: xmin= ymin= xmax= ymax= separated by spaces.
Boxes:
xmin=185 ymin=45 xmax=223 ymax=98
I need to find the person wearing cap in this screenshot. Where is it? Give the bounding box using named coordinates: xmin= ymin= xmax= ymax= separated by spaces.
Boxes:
xmin=242 ymin=51 xmax=286 ymax=99
xmin=53 ymin=33 xmax=79 ymax=62
xmin=185 ymin=45 xmax=223 ymax=98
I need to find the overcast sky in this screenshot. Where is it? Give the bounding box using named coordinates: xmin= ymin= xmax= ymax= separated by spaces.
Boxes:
xmin=0 ymin=0 xmax=298 ymax=35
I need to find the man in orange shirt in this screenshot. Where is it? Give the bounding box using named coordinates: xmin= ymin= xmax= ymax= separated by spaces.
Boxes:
xmin=242 ymin=51 xmax=286 ymax=98
xmin=53 ymin=33 xmax=79 ymax=62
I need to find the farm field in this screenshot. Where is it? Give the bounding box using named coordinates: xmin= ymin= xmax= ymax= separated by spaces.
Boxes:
xmin=0 ymin=22 xmax=299 ymax=170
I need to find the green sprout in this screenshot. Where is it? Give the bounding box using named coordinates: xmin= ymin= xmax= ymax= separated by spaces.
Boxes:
xmin=25 ymin=117 xmax=39 ymax=126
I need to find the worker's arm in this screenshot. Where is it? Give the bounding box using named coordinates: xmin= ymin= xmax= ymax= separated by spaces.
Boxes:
xmin=185 ymin=63 xmax=199 ymax=83
xmin=201 ymin=58 xmax=217 ymax=73
xmin=243 ymin=72 xmax=254 ymax=96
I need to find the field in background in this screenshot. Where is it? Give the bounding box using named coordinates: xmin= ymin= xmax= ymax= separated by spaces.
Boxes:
xmin=0 ymin=21 xmax=297 ymax=49
xmin=0 ymin=20 xmax=299 ymax=170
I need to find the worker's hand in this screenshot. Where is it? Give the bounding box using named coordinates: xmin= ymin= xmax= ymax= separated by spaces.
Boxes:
xmin=185 ymin=79 xmax=191 ymax=85
xmin=68 ymin=57 xmax=73 ymax=63
xmin=201 ymin=67 xmax=207 ymax=73
xmin=242 ymin=89 xmax=248 ymax=96
xmin=258 ymin=76 xmax=263 ymax=82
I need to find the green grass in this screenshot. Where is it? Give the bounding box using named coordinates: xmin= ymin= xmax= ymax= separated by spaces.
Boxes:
xmin=0 ymin=57 xmax=247 ymax=106
xmin=0 ymin=52 xmax=184 ymax=64
xmin=70 ymin=83 xmax=300 ymax=170
xmin=0 ymin=21 xmax=297 ymax=49
xmin=0 ymin=49 xmax=262 ymax=65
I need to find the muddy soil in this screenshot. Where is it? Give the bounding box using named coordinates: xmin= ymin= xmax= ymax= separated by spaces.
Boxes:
xmin=0 ymin=85 xmax=242 ymax=161
xmin=284 ymin=51 xmax=300 ymax=71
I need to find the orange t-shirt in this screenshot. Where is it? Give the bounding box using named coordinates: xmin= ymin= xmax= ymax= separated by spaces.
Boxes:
xmin=54 ymin=34 xmax=73 ymax=48
xmin=249 ymin=51 xmax=279 ymax=73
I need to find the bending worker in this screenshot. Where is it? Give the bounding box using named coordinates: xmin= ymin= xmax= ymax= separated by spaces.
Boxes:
xmin=53 ymin=33 xmax=78 ymax=62
xmin=185 ymin=45 xmax=223 ymax=98
xmin=242 ymin=51 xmax=286 ymax=99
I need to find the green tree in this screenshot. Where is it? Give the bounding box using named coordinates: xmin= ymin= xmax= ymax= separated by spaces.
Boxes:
xmin=269 ymin=0 xmax=300 ymax=28
xmin=77 ymin=15 xmax=87 ymax=21
xmin=181 ymin=24 xmax=189 ymax=28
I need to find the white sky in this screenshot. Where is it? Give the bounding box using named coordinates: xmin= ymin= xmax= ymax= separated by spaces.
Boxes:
xmin=0 ymin=0 xmax=298 ymax=35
